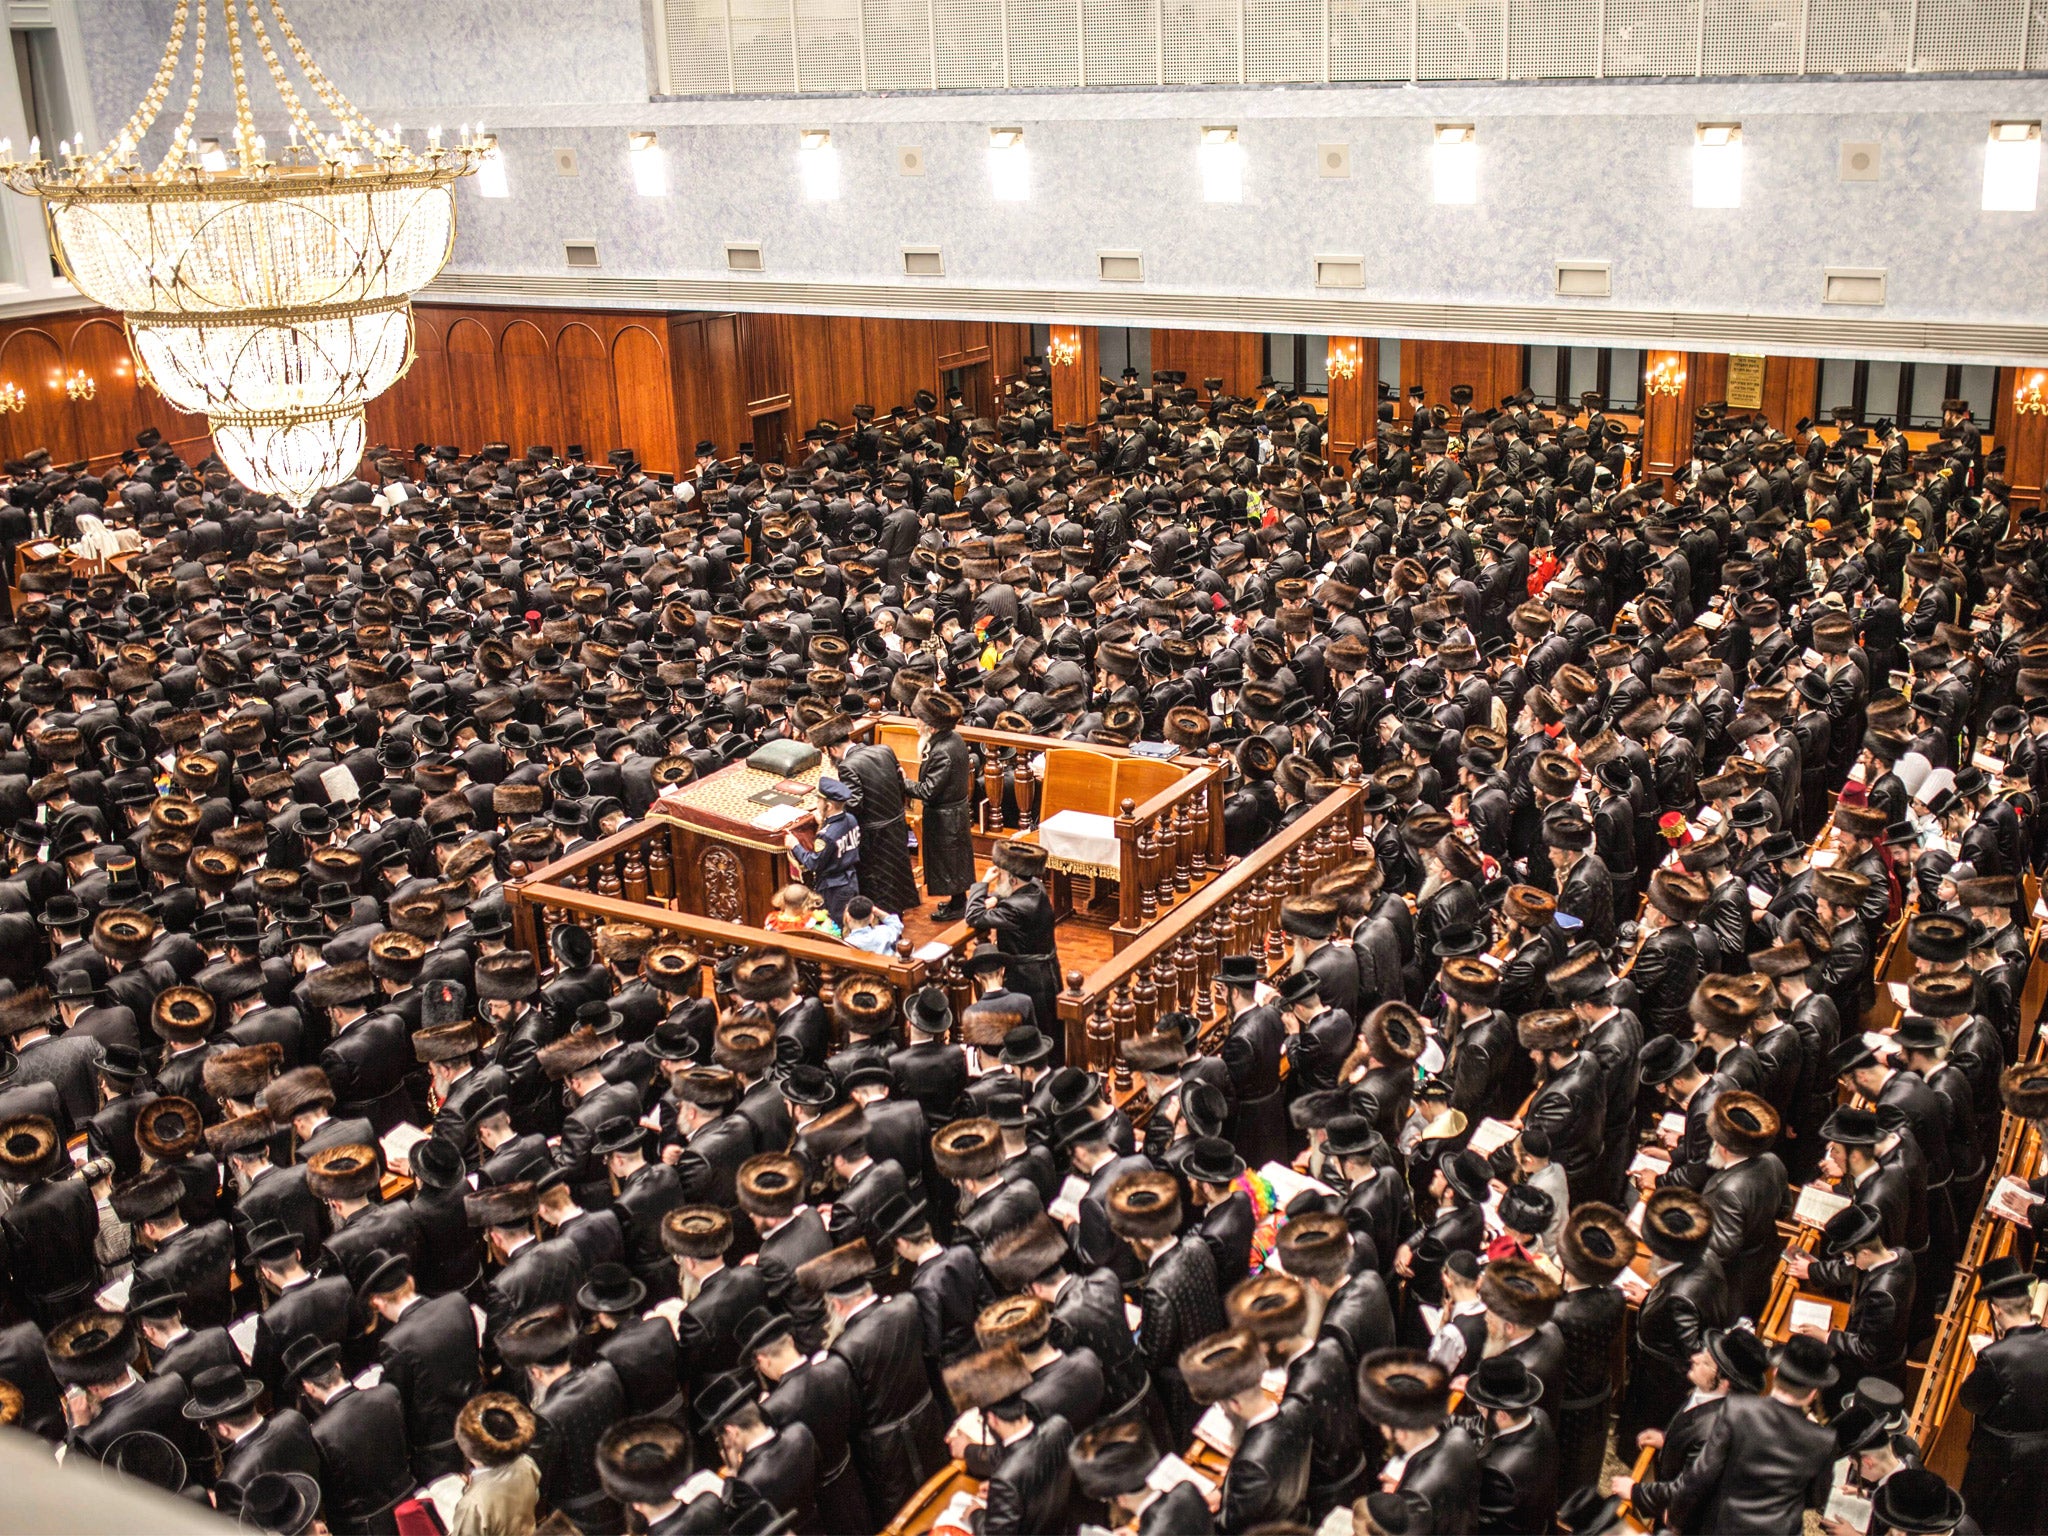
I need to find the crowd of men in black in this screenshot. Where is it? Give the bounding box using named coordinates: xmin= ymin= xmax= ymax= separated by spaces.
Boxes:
xmin=0 ymin=365 xmax=2037 ymax=1536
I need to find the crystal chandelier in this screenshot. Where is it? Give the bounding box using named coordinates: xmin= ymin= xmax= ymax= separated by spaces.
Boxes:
xmin=0 ymin=0 xmax=483 ymax=504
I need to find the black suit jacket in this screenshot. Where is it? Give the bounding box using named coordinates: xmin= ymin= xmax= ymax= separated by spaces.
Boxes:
xmin=1478 ymin=1410 xmax=1560 ymax=1536
xmin=484 ymin=1234 xmax=583 ymax=1346
xmin=674 ymin=1262 xmax=769 ymax=1392
xmin=132 ymin=1219 xmax=236 ymax=1328
xmin=309 ymin=1381 xmax=414 ymax=1527
xmin=218 ymin=1408 xmax=322 ymax=1505
xmin=69 ymin=1373 xmax=191 ymax=1464
xmin=250 ymin=1273 xmax=354 ymax=1395
xmin=377 ymin=1291 xmax=480 ymax=1472
xmin=151 ymin=1325 xmax=238 ymax=1386
xmin=533 ymin=1362 xmax=625 ymax=1526
xmin=1653 ymin=1390 xmax=1835 ymax=1534
xmin=1398 ymin=1423 xmax=1479 ymax=1536
xmin=983 ymin=1415 xmax=1075 ymax=1536
xmin=733 ymin=1420 xmax=821 ymax=1534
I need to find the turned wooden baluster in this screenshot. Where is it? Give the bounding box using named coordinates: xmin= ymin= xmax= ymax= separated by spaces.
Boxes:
xmin=1189 ymin=786 xmax=1209 ymax=883
xmin=981 ymin=751 xmax=1005 ymax=834
xmin=1175 ymin=935 xmax=1200 ymax=1017
xmin=1154 ymin=814 xmax=1176 ymax=914
xmin=1154 ymin=953 xmax=1180 ymax=1020
xmin=1172 ymin=801 xmax=1193 ymax=894
xmin=557 ymin=867 xmax=580 ymax=892
xmin=646 ymin=832 xmax=673 ymax=902
xmin=1138 ymin=820 xmax=1159 ymax=923
xmin=1063 ymin=969 xmax=1088 ymax=1071
xmin=1017 ymin=755 xmax=1039 ymax=832
xmin=1109 ymin=983 xmax=1136 ymax=1085
xmin=622 ymin=841 xmax=649 ymax=903
xmin=1133 ymin=962 xmax=1159 ymax=1038
xmin=1196 ymin=916 xmax=1221 ymax=1019
xmin=1263 ymin=871 xmax=1288 ymax=962
xmin=597 ymin=856 xmax=623 ymax=902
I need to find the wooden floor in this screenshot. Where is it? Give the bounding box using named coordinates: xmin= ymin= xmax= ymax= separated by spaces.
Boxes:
xmin=897 ymin=890 xmax=1119 ymax=979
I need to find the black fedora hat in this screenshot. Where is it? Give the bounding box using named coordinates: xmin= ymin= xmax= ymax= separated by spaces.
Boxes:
xmin=1463 ymin=1353 xmax=1543 ymax=1412
xmin=998 ymin=1025 xmax=1055 ymax=1068
xmin=236 ymin=1470 xmax=321 ymax=1534
xmin=181 ymin=1363 xmax=264 ymax=1421
xmin=576 ymin=1261 xmax=647 ymax=1316
xmin=1869 ymin=1468 xmax=1966 ymax=1535
xmin=1704 ymin=1326 xmax=1769 ymax=1393
xmin=1771 ymin=1334 xmax=1839 ymax=1391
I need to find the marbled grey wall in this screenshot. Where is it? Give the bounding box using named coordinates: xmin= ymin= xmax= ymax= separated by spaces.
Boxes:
xmin=450 ymin=78 xmax=2048 ymax=330
xmin=46 ymin=2 xmax=2048 ymax=353
xmin=70 ymin=0 xmax=650 ymax=134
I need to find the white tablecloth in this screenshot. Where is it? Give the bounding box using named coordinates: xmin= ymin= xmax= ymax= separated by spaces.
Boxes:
xmin=1037 ymin=808 xmax=1120 ymax=876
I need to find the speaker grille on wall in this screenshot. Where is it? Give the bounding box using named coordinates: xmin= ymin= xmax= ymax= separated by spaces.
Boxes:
xmin=1317 ymin=143 xmax=1351 ymax=177
xmin=902 ymin=247 xmax=944 ymax=275
xmin=1839 ymin=141 xmax=1881 ymax=180
xmin=725 ymin=243 xmax=764 ymax=272
xmin=1098 ymin=252 xmax=1144 ymax=282
xmin=1824 ymin=268 xmax=1886 ymax=305
xmin=897 ymin=145 xmax=926 ymax=175
xmin=1314 ymin=256 xmax=1365 ymax=288
xmin=1555 ymin=261 xmax=1611 ymax=297
xmin=564 ymin=241 xmax=601 ymax=268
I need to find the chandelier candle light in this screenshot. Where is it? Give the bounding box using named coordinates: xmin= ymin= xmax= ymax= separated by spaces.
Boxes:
xmin=1645 ymin=357 xmax=1687 ymax=399
xmin=0 ymin=0 xmax=483 ymax=504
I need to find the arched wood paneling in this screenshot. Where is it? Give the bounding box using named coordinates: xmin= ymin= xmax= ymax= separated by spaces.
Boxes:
xmin=443 ymin=318 xmax=500 ymax=453
xmin=555 ymin=322 xmax=618 ymax=460
xmin=68 ymin=318 xmax=152 ymax=452
xmin=501 ymin=319 xmax=561 ymax=459
xmin=610 ymin=324 xmax=673 ymax=473
xmin=0 ymin=328 xmax=77 ymax=465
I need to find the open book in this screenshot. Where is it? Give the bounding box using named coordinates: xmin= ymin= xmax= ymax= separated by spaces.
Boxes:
xmin=1467 ymin=1118 xmax=1519 ymax=1157
xmin=1793 ymin=1185 xmax=1853 ymax=1229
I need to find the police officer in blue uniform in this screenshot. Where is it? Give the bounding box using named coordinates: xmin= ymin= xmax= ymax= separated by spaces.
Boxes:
xmin=788 ymin=777 xmax=863 ymax=927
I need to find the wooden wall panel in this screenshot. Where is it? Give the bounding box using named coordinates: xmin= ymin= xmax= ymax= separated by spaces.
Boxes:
xmin=443 ymin=318 xmax=500 ymax=452
xmin=1400 ymin=340 xmax=1525 ymax=418
xmin=668 ymin=313 xmax=745 ymax=465
xmin=737 ymin=314 xmax=792 ymax=411
xmin=1151 ymin=329 xmax=1262 ymax=398
xmin=990 ymin=323 xmax=1032 ymax=389
xmin=0 ymin=310 xmax=209 ymax=470
xmin=1048 ymin=326 xmax=1099 ymax=431
xmin=1995 ymin=367 xmax=2048 ymax=509
xmin=1759 ymin=355 xmax=1819 ymax=436
xmin=611 ymin=325 xmax=673 ymax=468
xmin=555 ymin=323 xmax=620 ymax=460
xmin=1324 ymin=337 xmax=1376 ymax=464
xmin=791 ymin=315 xmax=872 ymax=432
xmin=499 ymin=320 xmax=561 ymax=456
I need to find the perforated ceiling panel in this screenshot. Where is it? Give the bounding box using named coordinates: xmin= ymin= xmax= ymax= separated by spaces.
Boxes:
xmin=1007 ymin=0 xmax=1085 ymax=86
xmin=1601 ymin=0 xmax=1698 ymax=74
xmin=2030 ymin=0 xmax=2048 ymax=65
xmin=1914 ymin=0 xmax=2024 ymax=69
xmin=730 ymin=0 xmax=800 ymax=93
xmin=663 ymin=0 xmax=733 ymax=92
xmin=1508 ymin=0 xmax=1598 ymax=75
xmin=657 ymin=0 xmax=2028 ymax=92
xmin=932 ymin=0 xmax=1005 ymax=86
xmin=1244 ymin=0 xmax=1326 ymax=80
xmin=1084 ymin=0 xmax=1162 ymax=82
xmin=1161 ymin=0 xmax=1242 ymax=81
xmin=794 ymin=0 xmax=867 ymax=89
xmin=1701 ymin=0 xmax=1800 ymax=73
xmin=1329 ymin=0 xmax=1415 ymax=80
xmin=862 ymin=0 xmax=937 ymax=87
xmin=1804 ymin=0 xmax=1909 ymax=71
xmin=1418 ymin=0 xmax=1506 ymax=78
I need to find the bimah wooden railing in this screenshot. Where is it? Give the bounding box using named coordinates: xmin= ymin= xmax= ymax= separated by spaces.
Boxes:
xmin=849 ymin=715 xmax=1227 ymax=940
xmin=1054 ymin=784 xmax=1367 ymax=1080
xmin=504 ymin=817 xmax=982 ymax=1018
